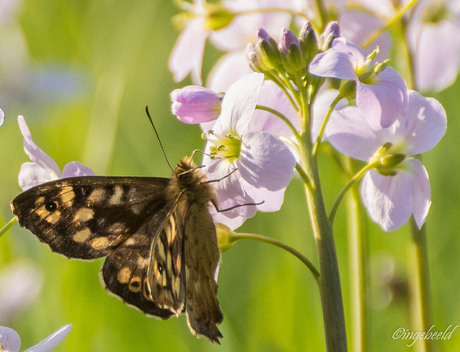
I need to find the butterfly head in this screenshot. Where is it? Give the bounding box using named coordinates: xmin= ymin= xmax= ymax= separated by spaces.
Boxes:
xmin=167 ymin=157 xmax=216 ymax=206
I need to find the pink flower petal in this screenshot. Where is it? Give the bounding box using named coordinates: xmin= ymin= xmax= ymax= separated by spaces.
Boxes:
xmin=170 ymin=85 xmax=221 ymax=124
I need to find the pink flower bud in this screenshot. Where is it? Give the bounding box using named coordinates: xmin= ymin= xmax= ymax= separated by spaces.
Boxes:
xmin=170 ymin=86 xmax=222 ymax=124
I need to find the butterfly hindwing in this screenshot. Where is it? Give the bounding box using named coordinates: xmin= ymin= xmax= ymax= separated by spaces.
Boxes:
xmin=101 ymin=212 xmax=174 ymax=318
xmin=148 ymin=209 xmax=185 ymax=314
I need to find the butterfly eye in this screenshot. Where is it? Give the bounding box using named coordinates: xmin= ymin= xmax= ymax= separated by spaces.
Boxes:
xmin=157 ymin=263 xmax=163 ymax=274
xmin=45 ymin=201 xmax=58 ymax=212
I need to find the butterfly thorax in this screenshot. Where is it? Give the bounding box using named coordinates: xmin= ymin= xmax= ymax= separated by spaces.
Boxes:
xmin=167 ymin=157 xmax=216 ymax=208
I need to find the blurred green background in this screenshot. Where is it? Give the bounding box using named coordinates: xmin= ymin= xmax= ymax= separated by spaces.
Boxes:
xmin=0 ymin=1 xmax=459 ymax=351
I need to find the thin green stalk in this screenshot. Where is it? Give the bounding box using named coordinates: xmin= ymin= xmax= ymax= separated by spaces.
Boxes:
xmin=312 ymin=0 xmax=328 ymax=31
xmin=299 ymin=131 xmax=348 ymax=352
xmin=256 ymin=104 xmax=300 ymax=140
xmin=0 ymin=217 xmax=17 ymax=238
xmin=234 ymin=7 xmax=309 ymax=20
xmin=361 ymin=0 xmax=420 ymax=49
xmin=409 ymin=220 xmax=434 ymax=352
xmin=229 ymin=232 xmax=320 ymax=283
xmin=329 ymin=163 xmax=374 ymax=224
xmin=346 ymin=180 xmax=370 ymax=352
xmin=312 ymin=92 xmax=343 ymax=156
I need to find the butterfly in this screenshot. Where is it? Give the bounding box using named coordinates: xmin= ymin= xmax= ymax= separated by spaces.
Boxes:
xmin=10 ymin=156 xmax=223 ymax=343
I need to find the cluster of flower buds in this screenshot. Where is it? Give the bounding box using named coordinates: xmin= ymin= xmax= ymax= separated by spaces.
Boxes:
xmin=246 ymin=21 xmax=340 ymax=78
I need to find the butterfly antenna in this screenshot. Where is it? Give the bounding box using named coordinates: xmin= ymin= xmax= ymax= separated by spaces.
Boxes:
xmin=145 ymin=105 xmax=174 ymax=172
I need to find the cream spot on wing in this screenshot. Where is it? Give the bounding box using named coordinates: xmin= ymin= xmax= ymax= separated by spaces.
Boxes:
xmin=36 ymin=205 xmax=61 ymax=224
xmin=129 ymin=276 xmax=142 ymax=292
xmin=59 ymin=186 xmax=75 ymax=205
xmin=35 ymin=196 xmax=45 ymax=207
xmin=137 ymin=256 xmax=149 ymax=269
xmin=109 ymin=185 xmax=124 ymax=205
xmin=74 ymin=207 xmax=94 ymax=222
xmin=131 ymin=203 xmax=145 ymax=215
xmin=45 ymin=210 xmax=61 ymax=224
xmin=117 ymin=267 xmax=131 ymax=284
xmin=107 ymin=222 xmax=126 ymax=234
xmin=73 ymin=228 xmax=92 ymax=243
xmin=88 ymin=188 xmax=105 ymax=203
xmin=90 ymin=237 xmax=108 ymax=250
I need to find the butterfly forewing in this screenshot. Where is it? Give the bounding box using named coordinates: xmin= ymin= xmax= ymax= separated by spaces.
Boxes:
xmin=11 ymin=176 xmax=171 ymax=259
xmin=183 ymin=202 xmax=223 ymax=343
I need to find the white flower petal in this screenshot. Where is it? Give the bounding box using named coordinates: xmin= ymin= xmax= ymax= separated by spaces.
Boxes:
xmin=0 ymin=109 xmax=4 ymax=126
xmin=24 ymin=324 xmax=72 ymax=352
xmin=240 ymin=179 xmax=287 ymax=212
xmin=0 ymin=263 xmax=43 ymax=323
xmin=61 ymin=161 xmax=95 ymax=178
xmin=326 ymin=106 xmax=381 ymax=160
xmin=407 ymin=159 xmax=431 ymax=229
xmin=18 ymin=115 xmax=61 ymax=179
xmin=213 ymin=73 xmax=264 ymax=134
xmin=206 ymin=51 xmax=253 ymax=91
xmin=0 ymin=326 xmax=21 ymax=352
xmin=400 ymin=91 xmax=447 ymax=155
xmin=238 ymin=131 xmax=295 ymax=191
xmin=361 ymin=169 xmax=412 ymax=231
xmin=18 ymin=162 xmax=57 ymax=191
xmin=168 ymin=17 xmax=207 ymax=84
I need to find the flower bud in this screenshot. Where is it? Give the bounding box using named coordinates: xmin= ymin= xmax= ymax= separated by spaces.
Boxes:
xmin=215 ymin=223 xmax=237 ymax=252
xmin=319 ymin=21 xmax=341 ymax=51
xmin=279 ymin=28 xmax=304 ymax=74
xmin=378 ymin=153 xmax=406 ymax=169
xmin=255 ymin=27 xmax=283 ymax=72
xmin=246 ymin=43 xmax=265 ymax=73
xmin=299 ymin=21 xmax=318 ymax=65
xmin=170 ymin=86 xmax=222 ymax=124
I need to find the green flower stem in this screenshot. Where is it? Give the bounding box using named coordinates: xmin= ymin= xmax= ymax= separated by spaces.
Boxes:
xmin=0 ymin=217 xmax=18 ymax=238
xmin=409 ymin=220 xmax=434 ymax=352
xmin=312 ymin=92 xmax=343 ymax=156
xmin=299 ymin=131 xmax=348 ymax=352
xmin=234 ymin=7 xmax=309 ymax=20
xmin=255 ymin=105 xmax=301 ymax=140
xmin=312 ymin=0 xmax=328 ymax=31
xmin=346 ymin=177 xmax=370 ymax=352
xmin=329 ymin=162 xmax=374 ymax=224
xmin=228 ymin=232 xmax=320 ymax=283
